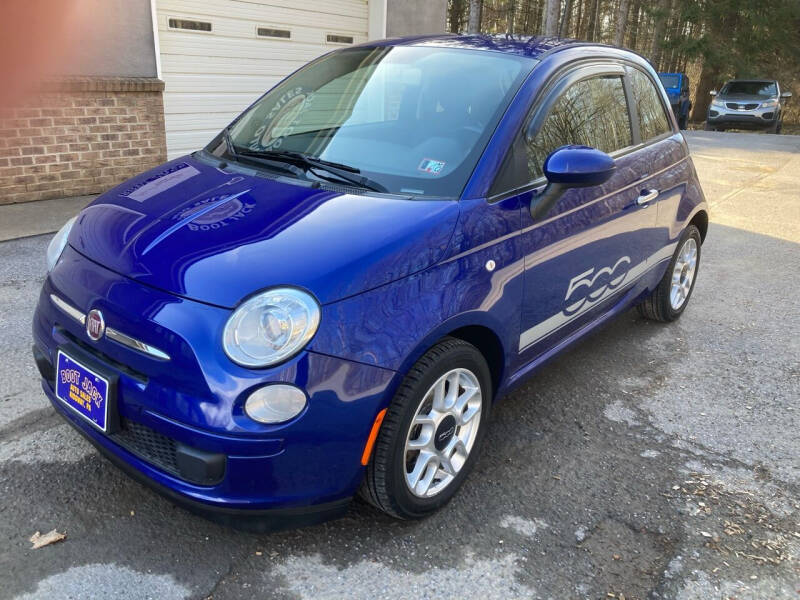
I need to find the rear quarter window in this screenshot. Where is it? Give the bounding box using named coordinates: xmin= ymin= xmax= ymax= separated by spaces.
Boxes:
xmin=630 ymin=68 xmax=672 ymax=141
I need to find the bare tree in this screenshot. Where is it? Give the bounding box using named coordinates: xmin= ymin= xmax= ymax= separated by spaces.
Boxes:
xmin=649 ymin=0 xmax=672 ymax=70
xmin=543 ymin=0 xmax=560 ymax=36
xmin=559 ymin=0 xmax=573 ymax=37
xmin=627 ymin=0 xmax=642 ymax=51
xmin=614 ymin=0 xmax=630 ymax=46
xmin=586 ymin=0 xmax=600 ymax=41
xmin=448 ymin=0 xmax=466 ymax=32
xmin=467 ymin=0 xmax=482 ymax=33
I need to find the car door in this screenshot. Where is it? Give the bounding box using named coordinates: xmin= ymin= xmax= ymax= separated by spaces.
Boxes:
xmin=625 ymin=65 xmax=694 ymax=272
xmin=490 ymin=64 xmax=663 ymax=368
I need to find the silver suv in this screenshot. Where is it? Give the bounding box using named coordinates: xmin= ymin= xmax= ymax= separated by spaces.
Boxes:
xmin=705 ymin=79 xmax=791 ymax=133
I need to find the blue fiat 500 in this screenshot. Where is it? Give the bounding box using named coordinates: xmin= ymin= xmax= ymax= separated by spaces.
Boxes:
xmin=34 ymin=35 xmax=708 ymax=529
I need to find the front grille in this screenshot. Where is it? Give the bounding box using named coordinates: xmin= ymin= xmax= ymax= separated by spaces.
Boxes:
xmin=110 ymin=418 xmax=226 ymax=486
xmin=726 ymin=102 xmax=759 ymax=110
xmin=113 ymin=418 xmax=181 ymax=479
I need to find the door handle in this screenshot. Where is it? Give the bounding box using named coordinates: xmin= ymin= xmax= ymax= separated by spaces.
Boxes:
xmin=637 ymin=189 xmax=659 ymax=205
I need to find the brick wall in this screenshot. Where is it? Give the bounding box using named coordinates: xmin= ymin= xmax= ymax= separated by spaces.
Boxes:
xmin=0 ymin=77 xmax=166 ymax=205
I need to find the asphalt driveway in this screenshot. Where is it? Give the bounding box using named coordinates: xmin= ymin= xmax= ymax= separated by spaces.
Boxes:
xmin=1 ymin=131 xmax=798 ymax=600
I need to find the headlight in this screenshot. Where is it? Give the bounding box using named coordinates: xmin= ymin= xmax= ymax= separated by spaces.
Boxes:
xmin=760 ymin=98 xmax=779 ymax=109
xmin=710 ymin=98 xmax=725 ymax=108
xmin=46 ymin=216 xmax=76 ymax=272
xmin=223 ymin=288 xmax=320 ymax=367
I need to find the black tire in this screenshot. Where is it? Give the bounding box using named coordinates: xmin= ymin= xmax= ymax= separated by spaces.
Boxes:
xmin=678 ymin=114 xmax=688 ymax=130
xmin=638 ymin=225 xmax=702 ymax=322
xmin=359 ymin=337 xmax=491 ymax=519
xmin=704 ymin=122 xmax=716 ymax=131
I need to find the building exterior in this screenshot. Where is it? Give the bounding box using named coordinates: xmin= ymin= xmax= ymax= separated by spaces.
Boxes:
xmin=0 ymin=0 xmax=446 ymax=205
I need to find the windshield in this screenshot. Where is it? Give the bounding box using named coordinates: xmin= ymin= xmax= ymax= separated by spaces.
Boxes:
xmin=720 ymin=81 xmax=777 ymax=97
xmin=658 ymin=74 xmax=680 ymax=89
xmin=217 ymin=46 xmax=532 ymax=197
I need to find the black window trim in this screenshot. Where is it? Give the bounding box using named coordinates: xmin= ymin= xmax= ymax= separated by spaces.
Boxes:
xmin=257 ymin=26 xmax=292 ymax=39
xmin=167 ymin=17 xmax=212 ymax=33
xmin=326 ymin=33 xmax=355 ymax=45
xmin=489 ymin=61 xmax=635 ymax=202
xmin=623 ymin=65 xmax=676 ymax=150
xmin=488 ymin=58 xmax=678 ymax=203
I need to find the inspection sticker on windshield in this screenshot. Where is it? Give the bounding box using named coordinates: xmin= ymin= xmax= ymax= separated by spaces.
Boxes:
xmin=418 ymin=158 xmax=446 ymax=175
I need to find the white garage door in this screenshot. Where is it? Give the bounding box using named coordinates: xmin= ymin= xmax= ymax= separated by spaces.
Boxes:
xmin=155 ymin=0 xmax=369 ymax=159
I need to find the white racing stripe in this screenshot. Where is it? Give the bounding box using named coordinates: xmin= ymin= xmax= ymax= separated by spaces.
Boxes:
xmin=518 ymin=243 xmax=677 ymax=351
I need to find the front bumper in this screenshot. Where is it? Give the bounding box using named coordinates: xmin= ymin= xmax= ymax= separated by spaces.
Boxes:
xmin=707 ymin=104 xmax=778 ymax=128
xmin=33 ymin=246 xmax=397 ymax=526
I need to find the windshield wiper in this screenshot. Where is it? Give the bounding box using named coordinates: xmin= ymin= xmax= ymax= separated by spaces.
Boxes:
xmin=224 ymin=138 xmax=307 ymax=179
xmin=237 ymin=149 xmax=388 ymax=193
xmin=224 ymin=126 xmax=238 ymax=158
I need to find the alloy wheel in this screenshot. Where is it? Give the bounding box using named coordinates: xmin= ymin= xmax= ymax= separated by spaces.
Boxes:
xmin=670 ymin=237 xmax=698 ymax=310
xmin=403 ymin=368 xmax=482 ymax=498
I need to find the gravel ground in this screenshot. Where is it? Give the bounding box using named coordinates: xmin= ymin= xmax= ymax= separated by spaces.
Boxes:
xmin=1 ymin=131 xmax=798 ymax=600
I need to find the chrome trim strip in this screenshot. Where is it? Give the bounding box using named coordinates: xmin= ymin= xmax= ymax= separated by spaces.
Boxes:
xmin=105 ymin=327 xmax=171 ymax=361
xmin=49 ymin=293 xmax=170 ymax=361
xmin=50 ymin=294 xmax=85 ymax=325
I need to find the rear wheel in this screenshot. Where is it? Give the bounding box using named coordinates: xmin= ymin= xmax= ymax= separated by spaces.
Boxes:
xmin=360 ymin=338 xmax=491 ymax=519
xmin=638 ymin=225 xmax=702 ymax=322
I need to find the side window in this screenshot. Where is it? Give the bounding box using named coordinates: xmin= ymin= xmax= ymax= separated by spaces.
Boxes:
xmin=629 ymin=68 xmax=672 ymax=141
xmin=526 ymin=76 xmax=632 ymax=180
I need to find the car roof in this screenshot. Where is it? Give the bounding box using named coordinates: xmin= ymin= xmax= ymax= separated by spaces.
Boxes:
xmin=726 ymin=79 xmax=777 ymax=83
xmin=355 ymin=34 xmax=610 ymax=60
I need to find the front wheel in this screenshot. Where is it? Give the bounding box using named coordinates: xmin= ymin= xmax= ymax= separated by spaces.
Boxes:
xmin=638 ymin=225 xmax=702 ymax=322
xmin=360 ymin=338 xmax=491 ymax=519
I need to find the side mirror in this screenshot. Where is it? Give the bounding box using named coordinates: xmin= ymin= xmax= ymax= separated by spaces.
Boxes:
xmin=530 ymin=146 xmax=615 ymax=221
xmin=781 ymin=91 xmax=792 ymax=99
xmin=710 ymin=90 xmax=717 ymax=96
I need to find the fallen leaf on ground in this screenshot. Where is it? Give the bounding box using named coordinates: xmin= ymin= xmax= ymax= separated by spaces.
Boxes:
xmin=29 ymin=529 xmax=66 ymax=549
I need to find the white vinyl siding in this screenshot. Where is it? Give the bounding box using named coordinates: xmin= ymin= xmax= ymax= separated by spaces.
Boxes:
xmin=156 ymin=0 xmax=369 ymax=159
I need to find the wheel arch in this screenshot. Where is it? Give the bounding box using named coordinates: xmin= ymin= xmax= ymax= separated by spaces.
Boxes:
xmin=393 ymin=313 xmax=510 ymax=402
xmin=446 ymin=325 xmax=505 ymax=398
xmin=689 ymin=209 xmax=709 ymax=243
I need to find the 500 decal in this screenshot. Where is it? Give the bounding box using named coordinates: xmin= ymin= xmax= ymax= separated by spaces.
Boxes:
xmin=563 ymin=256 xmax=631 ymax=316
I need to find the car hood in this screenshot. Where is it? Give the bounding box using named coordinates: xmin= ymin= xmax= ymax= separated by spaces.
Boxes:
xmin=68 ymin=156 xmax=459 ymax=307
